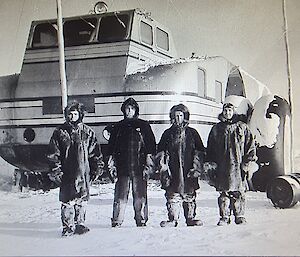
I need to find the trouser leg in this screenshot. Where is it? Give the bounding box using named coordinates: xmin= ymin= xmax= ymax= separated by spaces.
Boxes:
xmin=61 ymin=201 xmax=75 ymax=234
xmin=165 ymin=192 xmax=182 ymax=222
xmin=182 ymin=192 xmax=197 ymax=221
xmin=74 ymin=198 xmax=87 ymax=226
xmin=13 ymin=169 xmax=22 ymax=192
xmin=218 ymin=192 xmax=231 ymax=218
xmin=112 ymin=176 xmax=130 ymax=226
xmin=229 ymin=191 xmax=245 ymax=217
xmin=132 ymin=175 xmax=148 ymax=225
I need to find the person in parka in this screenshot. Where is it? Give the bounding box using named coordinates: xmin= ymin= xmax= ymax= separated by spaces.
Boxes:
xmin=157 ymin=104 xmax=205 ymax=227
xmin=107 ymin=97 xmax=156 ymax=227
xmin=47 ymin=101 xmax=104 ymax=236
xmin=205 ymin=102 xmax=258 ymax=226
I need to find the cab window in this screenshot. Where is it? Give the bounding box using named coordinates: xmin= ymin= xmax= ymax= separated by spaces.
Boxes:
xmin=98 ymin=14 xmax=130 ymax=43
xmin=156 ymin=28 xmax=169 ymax=51
xmin=63 ymin=18 xmax=97 ymax=46
xmin=141 ymin=21 xmax=153 ymax=45
xmin=32 ymin=23 xmax=58 ymax=48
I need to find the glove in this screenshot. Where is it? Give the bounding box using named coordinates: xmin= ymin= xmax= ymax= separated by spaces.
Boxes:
xmin=241 ymin=161 xmax=259 ymax=180
xmin=107 ymin=155 xmax=117 ymax=183
xmin=142 ymin=154 xmax=155 ymax=181
xmin=48 ymin=171 xmax=63 ymax=186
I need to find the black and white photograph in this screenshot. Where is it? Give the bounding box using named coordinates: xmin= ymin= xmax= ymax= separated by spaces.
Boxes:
xmin=0 ymin=0 xmax=300 ymax=256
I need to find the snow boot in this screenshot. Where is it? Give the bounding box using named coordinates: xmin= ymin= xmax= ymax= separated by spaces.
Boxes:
xmin=61 ymin=227 xmax=75 ymax=237
xmin=111 ymin=222 xmax=122 ymax=228
xmin=235 ymin=216 xmax=247 ymax=225
xmin=136 ymin=221 xmax=147 ymax=227
xmin=160 ymin=220 xmax=178 ymax=227
xmin=186 ymin=219 xmax=203 ymax=226
xmin=74 ymin=224 xmax=90 ymax=235
xmin=217 ymin=217 xmax=230 ymax=226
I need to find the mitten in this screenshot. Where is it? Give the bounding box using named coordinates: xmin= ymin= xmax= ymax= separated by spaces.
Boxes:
xmin=91 ymin=159 xmax=105 ymax=182
xmin=155 ymin=151 xmax=172 ymax=189
xmin=107 ymin=155 xmax=117 ymax=182
xmin=48 ymin=171 xmax=63 ymax=185
xmin=187 ymin=169 xmax=201 ymax=178
xmin=187 ymin=151 xmax=204 ymax=178
xmin=143 ymin=154 xmax=155 ymax=180
xmin=156 ymin=151 xmax=169 ymax=173
xmin=203 ymin=162 xmax=217 ymax=186
xmin=160 ymin=169 xmax=171 ymax=189
xmin=241 ymin=161 xmax=259 ymax=180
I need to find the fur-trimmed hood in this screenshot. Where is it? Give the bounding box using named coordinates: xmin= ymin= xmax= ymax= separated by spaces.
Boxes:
xmin=169 ymin=104 xmax=190 ymax=125
xmin=64 ymin=101 xmax=85 ymax=125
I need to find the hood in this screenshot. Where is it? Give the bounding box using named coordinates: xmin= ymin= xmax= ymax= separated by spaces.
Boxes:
xmin=121 ymin=97 xmax=139 ymax=118
xmin=169 ymin=104 xmax=190 ymax=125
xmin=64 ymin=101 xmax=85 ymax=125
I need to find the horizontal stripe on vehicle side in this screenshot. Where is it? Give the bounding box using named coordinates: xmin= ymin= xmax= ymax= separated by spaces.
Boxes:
xmin=0 ymin=91 xmax=220 ymax=106
xmin=0 ymin=113 xmax=217 ymax=126
xmin=0 ymin=101 xmax=42 ymax=108
xmin=0 ymin=119 xmax=216 ymax=129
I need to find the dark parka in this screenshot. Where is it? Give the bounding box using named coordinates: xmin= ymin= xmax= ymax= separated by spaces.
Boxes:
xmin=206 ymin=113 xmax=257 ymax=192
xmin=48 ymin=102 xmax=104 ymax=203
xmin=157 ymin=105 xmax=205 ymax=194
xmin=107 ymin=98 xmax=156 ymax=177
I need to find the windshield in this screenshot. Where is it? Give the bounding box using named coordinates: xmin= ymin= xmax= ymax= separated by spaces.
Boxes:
xmin=31 ymin=13 xmax=131 ymax=48
xmin=64 ymin=18 xmax=97 ymax=46
xmin=98 ymin=13 xmax=130 ymax=43
xmin=32 ymin=23 xmax=58 ymax=48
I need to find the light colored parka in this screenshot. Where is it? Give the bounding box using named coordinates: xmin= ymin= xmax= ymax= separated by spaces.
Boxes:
xmin=47 ymin=102 xmax=104 ymax=202
xmin=206 ymin=113 xmax=257 ymax=192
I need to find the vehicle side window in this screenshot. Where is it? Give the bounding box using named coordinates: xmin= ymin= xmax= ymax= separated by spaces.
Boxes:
xmin=226 ymin=69 xmax=245 ymax=97
xmin=156 ymin=28 xmax=169 ymax=51
xmin=141 ymin=21 xmax=153 ymax=45
xmin=32 ymin=23 xmax=58 ymax=48
xmin=215 ymin=80 xmax=223 ymax=103
xmin=198 ymin=68 xmax=206 ymax=97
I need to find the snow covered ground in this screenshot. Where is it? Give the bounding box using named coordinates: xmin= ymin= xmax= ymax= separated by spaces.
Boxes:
xmin=1 ymin=173 xmax=300 ymax=256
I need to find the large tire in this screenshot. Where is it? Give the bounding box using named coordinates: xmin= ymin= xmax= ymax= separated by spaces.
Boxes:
xmin=266 ymin=174 xmax=300 ymax=208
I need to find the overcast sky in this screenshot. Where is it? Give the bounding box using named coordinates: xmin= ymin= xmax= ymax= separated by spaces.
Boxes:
xmin=0 ymin=0 xmax=299 ymax=152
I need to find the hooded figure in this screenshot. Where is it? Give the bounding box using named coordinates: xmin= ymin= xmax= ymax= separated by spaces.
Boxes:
xmin=157 ymin=104 xmax=205 ymax=227
xmin=205 ymin=103 xmax=258 ymax=226
xmin=107 ymin=97 xmax=156 ymax=227
xmin=47 ymin=101 xmax=104 ymax=236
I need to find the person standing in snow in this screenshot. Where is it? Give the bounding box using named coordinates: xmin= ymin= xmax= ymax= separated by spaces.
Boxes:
xmin=157 ymin=104 xmax=205 ymax=227
xmin=205 ymin=102 xmax=258 ymax=226
xmin=47 ymin=101 xmax=104 ymax=236
xmin=107 ymin=97 xmax=156 ymax=227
